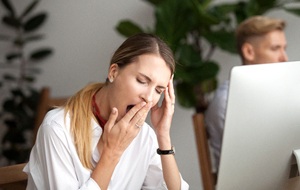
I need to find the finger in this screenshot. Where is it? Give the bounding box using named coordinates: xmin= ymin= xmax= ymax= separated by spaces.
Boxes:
xmin=162 ymin=87 xmax=175 ymax=109
xmin=131 ymin=102 xmax=152 ymax=128
xmin=105 ymin=107 xmax=118 ymax=132
xmin=169 ymin=77 xmax=175 ymax=101
xmin=163 ymin=87 xmax=171 ymax=106
xmin=123 ymin=102 xmax=146 ymax=123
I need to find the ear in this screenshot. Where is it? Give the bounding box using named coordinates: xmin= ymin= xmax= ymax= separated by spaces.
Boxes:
xmin=108 ymin=63 xmax=119 ymax=81
xmin=241 ymin=43 xmax=255 ymax=63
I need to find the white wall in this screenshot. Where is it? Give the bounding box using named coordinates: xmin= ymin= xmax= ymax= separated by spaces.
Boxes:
xmin=1 ymin=0 xmax=300 ymax=189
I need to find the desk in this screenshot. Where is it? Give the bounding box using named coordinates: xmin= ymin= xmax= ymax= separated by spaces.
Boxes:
xmin=285 ymin=177 xmax=300 ymax=190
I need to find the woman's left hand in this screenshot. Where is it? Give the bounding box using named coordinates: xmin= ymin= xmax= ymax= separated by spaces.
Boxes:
xmin=150 ymin=76 xmax=175 ymax=137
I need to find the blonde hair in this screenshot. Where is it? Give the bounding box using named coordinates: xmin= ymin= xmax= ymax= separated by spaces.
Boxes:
xmin=64 ymin=83 xmax=104 ymax=169
xmin=236 ymin=16 xmax=286 ymax=60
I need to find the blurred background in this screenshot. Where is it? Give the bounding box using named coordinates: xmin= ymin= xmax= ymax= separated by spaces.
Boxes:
xmin=1 ymin=0 xmax=300 ymax=189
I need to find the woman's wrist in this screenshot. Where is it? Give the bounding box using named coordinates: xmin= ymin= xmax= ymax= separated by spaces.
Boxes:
xmin=101 ymin=144 xmax=122 ymax=162
xmin=157 ymin=134 xmax=172 ymax=150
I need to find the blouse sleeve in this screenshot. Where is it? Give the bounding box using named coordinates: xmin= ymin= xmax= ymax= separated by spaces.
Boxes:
xmin=24 ymin=119 xmax=100 ymax=190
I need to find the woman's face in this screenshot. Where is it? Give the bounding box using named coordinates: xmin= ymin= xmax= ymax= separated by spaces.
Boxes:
xmin=108 ymin=54 xmax=172 ymax=121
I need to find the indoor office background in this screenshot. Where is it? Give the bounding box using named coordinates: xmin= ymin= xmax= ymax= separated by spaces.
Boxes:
xmin=0 ymin=0 xmax=300 ymax=189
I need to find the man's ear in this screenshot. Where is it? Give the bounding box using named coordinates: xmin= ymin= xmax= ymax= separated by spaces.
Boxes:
xmin=108 ymin=63 xmax=119 ymax=82
xmin=242 ymin=43 xmax=255 ymax=63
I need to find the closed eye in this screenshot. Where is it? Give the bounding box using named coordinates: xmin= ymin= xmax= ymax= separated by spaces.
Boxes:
xmin=271 ymin=45 xmax=282 ymax=51
xmin=156 ymin=88 xmax=164 ymax=95
xmin=137 ymin=78 xmax=147 ymax=84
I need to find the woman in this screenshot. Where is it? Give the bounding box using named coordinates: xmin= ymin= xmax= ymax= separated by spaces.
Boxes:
xmin=24 ymin=33 xmax=189 ymax=189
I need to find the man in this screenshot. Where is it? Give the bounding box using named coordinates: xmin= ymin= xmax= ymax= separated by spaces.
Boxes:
xmin=205 ymin=15 xmax=288 ymax=173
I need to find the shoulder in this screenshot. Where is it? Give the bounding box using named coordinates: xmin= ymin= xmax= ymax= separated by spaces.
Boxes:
xmin=210 ymin=80 xmax=230 ymax=105
xmin=44 ymin=107 xmax=65 ymax=121
xmin=37 ymin=108 xmax=70 ymax=140
xmin=215 ymin=80 xmax=229 ymax=96
xmin=205 ymin=80 xmax=229 ymax=117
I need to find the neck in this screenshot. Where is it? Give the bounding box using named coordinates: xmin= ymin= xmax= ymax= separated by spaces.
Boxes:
xmin=95 ymin=85 xmax=110 ymax=121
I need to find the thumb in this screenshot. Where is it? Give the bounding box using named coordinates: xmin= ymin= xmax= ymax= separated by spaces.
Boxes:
xmin=105 ymin=107 xmax=118 ymax=132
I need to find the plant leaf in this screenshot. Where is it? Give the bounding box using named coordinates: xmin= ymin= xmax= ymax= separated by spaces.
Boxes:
xmin=154 ymin=0 xmax=192 ymax=51
xmin=6 ymin=52 xmax=22 ymax=61
xmin=23 ymin=12 xmax=47 ymax=32
xmin=203 ymin=30 xmax=237 ymax=54
xmin=200 ymin=78 xmax=218 ymax=93
xmin=143 ymin=0 xmax=167 ymax=6
xmin=210 ymin=3 xmax=237 ymax=16
xmin=245 ymin=0 xmax=278 ymax=16
xmin=115 ymin=20 xmax=144 ymax=37
xmin=29 ymin=48 xmax=53 ymax=61
xmin=176 ymin=61 xmax=219 ymax=84
xmin=2 ymin=15 xmax=21 ymax=29
xmin=284 ymin=7 xmax=300 ymax=16
xmin=3 ymin=74 xmax=17 ymax=81
xmin=175 ymin=81 xmax=196 ymax=109
xmin=234 ymin=2 xmax=249 ymax=23
xmin=21 ymin=0 xmax=39 ymax=18
xmin=24 ymin=76 xmax=35 ymax=83
xmin=255 ymin=0 xmax=278 ymax=11
xmin=176 ymin=44 xmax=203 ymax=67
xmin=191 ymin=0 xmax=220 ymax=26
xmin=1 ymin=0 xmax=15 ymax=16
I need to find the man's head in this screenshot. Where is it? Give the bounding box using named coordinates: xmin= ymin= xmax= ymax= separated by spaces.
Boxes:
xmin=236 ymin=16 xmax=288 ymax=65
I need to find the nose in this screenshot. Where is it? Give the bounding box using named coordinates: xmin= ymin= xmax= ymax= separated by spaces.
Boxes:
xmin=279 ymin=49 xmax=288 ymax=62
xmin=141 ymin=88 xmax=154 ymax=103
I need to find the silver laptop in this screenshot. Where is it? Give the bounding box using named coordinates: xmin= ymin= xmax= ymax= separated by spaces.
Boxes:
xmin=217 ymin=61 xmax=300 ymax=190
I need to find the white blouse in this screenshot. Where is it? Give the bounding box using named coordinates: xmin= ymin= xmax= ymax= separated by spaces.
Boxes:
xmin=24 ymin=108 xmax=189 ymax=190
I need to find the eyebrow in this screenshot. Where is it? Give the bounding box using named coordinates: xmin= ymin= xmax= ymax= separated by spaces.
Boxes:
xmin=139 ymin=73 xmax=166 ymax=90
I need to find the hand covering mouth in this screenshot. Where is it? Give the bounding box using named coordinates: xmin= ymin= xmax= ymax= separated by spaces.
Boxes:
xmin=126 ymin=105 xmax=135 ymax=113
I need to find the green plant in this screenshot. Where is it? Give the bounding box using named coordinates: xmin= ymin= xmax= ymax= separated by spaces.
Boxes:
xmin=115 ymin=0 xmax=300 ymax=113
xmin=0 ymin=0 xmax=53 ymax=164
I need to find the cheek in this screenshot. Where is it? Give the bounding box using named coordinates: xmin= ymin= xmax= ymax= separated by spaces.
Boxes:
xmin=119 ymin=78 xmax=138 ymax=92
xmin=256 ymin=50 xmax=277 ymax=63
xmin=268 ymin=51 xmax=283 ymax=62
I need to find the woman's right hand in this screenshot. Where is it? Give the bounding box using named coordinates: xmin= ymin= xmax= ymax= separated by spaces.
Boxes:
xmin=101 ymin=101 xmax=152 ymax=158
xmin=92 ymin=101 xmax=152 ymax=189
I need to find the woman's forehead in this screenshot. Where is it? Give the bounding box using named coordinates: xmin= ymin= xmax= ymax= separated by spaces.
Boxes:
xmin=124 ymin=54 xmax=171 ymax=82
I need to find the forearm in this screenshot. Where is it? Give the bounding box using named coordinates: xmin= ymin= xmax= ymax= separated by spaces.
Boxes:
xmin=91 ymin=148 xmax=120 ymax=189
xmin=158 ymin=135 xmax=181 ymax=190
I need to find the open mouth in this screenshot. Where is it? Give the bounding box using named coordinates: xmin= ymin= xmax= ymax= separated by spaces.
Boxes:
xmin=126 ymin=105 xmax=134 ymax=113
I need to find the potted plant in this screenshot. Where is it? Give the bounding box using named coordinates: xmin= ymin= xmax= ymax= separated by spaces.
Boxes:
xmin=115 ymin=0 xmax=300 ymax=113
xmin=0 ymin=0 xmax=53 ymax=164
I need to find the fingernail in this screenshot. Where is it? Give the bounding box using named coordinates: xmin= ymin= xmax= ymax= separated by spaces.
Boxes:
xmin=141 ymin=102 xmax=146 ymax=106
xmin=112 ymin=107 xmax=117 ymax=114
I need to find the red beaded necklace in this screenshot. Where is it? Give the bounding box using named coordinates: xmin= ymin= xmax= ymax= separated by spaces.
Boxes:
xmin=92 ymin=93 xmax=107 ymax=129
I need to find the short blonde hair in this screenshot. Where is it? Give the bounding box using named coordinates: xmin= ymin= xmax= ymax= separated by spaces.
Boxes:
xmin=236 ymin=16 xmax=286 ymax=59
